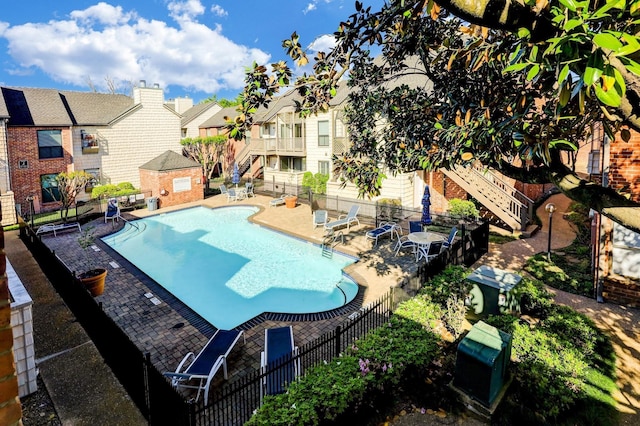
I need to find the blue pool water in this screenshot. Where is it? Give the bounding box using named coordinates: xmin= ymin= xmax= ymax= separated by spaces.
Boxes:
xmin=101 ymin=206 xmax=359 ymax=329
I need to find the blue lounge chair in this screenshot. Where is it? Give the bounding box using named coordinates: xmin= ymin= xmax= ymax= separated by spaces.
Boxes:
xmin=313 ymin=210 xmax=328 ymax=228
xmin=324 ymin=205 xmax=360 ymax=232
xmin=164 ymin=329 xmax=244 ymax=401
xmin=365 ymin=222 xmax=401 ymax=246
xmin=260 ymin=326 xmax=300 ymax=401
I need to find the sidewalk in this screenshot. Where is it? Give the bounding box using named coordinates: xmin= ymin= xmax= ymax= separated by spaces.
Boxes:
xmin=6 ymin=230 xmax=146 ymax=426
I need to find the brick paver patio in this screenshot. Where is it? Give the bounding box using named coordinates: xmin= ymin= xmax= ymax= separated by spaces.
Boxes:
xmin=40 ymin=193 xmax=425 ymax=395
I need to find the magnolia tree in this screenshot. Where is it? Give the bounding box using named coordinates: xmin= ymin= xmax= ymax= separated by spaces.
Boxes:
xmin=42 ymin=171 xmax=94 ymax=222
xmin=180 ymin=135 xmax=228 ymax=188
xmin=227 ymin=0 xmax=640 ymax=233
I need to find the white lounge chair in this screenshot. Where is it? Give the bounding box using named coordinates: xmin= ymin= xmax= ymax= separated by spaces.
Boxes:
xmin=324 ymin=205 xmax=360 ymax=232
xmin=245 ymin=182 xmax=255 ymax=197
xmin=269 ymin=194 xmax=287 ymax=207
xmin=35 ymin=222 xmax=81 ymax=237
xmin=260 ymin=326 xmax=300 ymax=402
xmin=104 ymin=198 xmax=122 ymax=224
xmin=164 ymin=329 xmax=244 ymax=402
xmin=365 ymin=222 xmax=401 ymax=246
xmin=312 ymin=210 xmax=328 ymax=228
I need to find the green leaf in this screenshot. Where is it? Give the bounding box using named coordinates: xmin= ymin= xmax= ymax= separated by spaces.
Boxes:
xmin=564 ymin=18 xmax=584 ymax=31
xmin=619 ymin=56 xmax=640 ymax=76
xmin=503 ymin=62 xmax=530 ymax=73
xmin=434 ymin=122 xmax=443 ymax=129
xmin=559 ymin=0 xmax=579 ymax=12
xmin=527 ymin=64 xmax=541 ymax=80
xmin=584 ymin=53 xmax=604 ymax=86
xmin=549 ymin=139 xmax=578 ymax=150
xmin=595 ymin=83 xmax=622 ymax=106
xmin=558 ymin=64 xmax=570 ymax=83
xmin=593 ymin=33 xmax=623 ymax=51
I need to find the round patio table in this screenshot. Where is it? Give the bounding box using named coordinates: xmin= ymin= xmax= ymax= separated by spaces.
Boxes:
xmin=407 ymin=232 xmax=446 ymax=261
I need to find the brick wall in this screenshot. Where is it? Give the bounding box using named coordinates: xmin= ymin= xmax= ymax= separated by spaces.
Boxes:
xmin=609 ymin=132 xmax=640 ymax=203
xmin=0 ymin=221 xmax=23 ymax=425
xmin=7 ymin=126 xmax=72 ymax=213
xmin=140 ymin=168 xmax=203 ymax=209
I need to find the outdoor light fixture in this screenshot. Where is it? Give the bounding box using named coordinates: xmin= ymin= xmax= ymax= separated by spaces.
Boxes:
xmin=545 ymin=202 xmax=556 ymax=261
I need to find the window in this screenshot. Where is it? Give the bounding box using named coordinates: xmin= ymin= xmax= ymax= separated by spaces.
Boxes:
xmin=318 ymin=121 xmax=329 ymax=146
xmin=38 ymin=130 xmax=63 ymax=159
xmin=84 ymin=168 xmax=100 ymax=193
xmin=280 ymin=157 xmax=306 ymax=172
xmin=319 ymin=161 xmax=330 ymax=175
xmin=40 ymin=174 xmax=60 ymax=203
xmin=295 ymin=123 xmax=303 ymax=138
xmin=262 ymin=123 xmax=276 ymax=137
xmin=335 ymin=119 xmax=345 ymax=138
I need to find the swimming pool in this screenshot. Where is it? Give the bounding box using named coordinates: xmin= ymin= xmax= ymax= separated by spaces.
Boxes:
xmin=101 ymin=206 xmax=359 ymax=329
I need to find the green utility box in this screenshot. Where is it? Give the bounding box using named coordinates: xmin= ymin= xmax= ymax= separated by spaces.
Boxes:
xmin=465 ymin=265 xmax=522 ymax=316
xmin=453 ymin=321 xmax=512 ymax=407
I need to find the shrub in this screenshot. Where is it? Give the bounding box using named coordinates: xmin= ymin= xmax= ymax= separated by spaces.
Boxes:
xmin=524 ymin=253 xmax=593 ymax=297
xmin=247 ymin=315 xmax=441 ymax=425
xmin=91 ymin=182 xmax=140 ymax=199
xmin=302 ymin=172 xmax=329 ymax=194
xmin=447 ymin=198 xmax=479 ymax=219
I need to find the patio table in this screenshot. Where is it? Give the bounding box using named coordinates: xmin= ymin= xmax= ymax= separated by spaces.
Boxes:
xmin=408 ymin=231 xmax=446 ymax=261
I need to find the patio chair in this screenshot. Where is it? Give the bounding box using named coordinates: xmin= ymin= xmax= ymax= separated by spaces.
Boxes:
xmin=164 ymin=329 xmax=244 ymax=402
xmin=219 ymin=184 xmax=228 ymax=196
xmin=313 ymin=210 xmax=328 ymax=229
xmin=417 ymin=240 xmax=444 ymax=262
xmin=104 ymin=198 xmax=122 ymax=224
xmin=324 ymin=205 xmax=360 ymax=233
xmin=227 ymin=188 xmax=239 ymax=202
xmin=409 ymin=220 xmax=423 ymax=233
xmin=442 ymin=226 xmax=458 ymax=249
xmin=260 ymin=326 xmax=300 ymax=402
xmin=365 ymin=222 xmax=401 ymax=246
xmin=245 ymin=182 xmax=255 ymax=197
xmin=35 ymin=222 xmax=81 ymax=237
xmin=394 ymin=234 xmax=416 ymax=256
xmin=269 ymin=194 xmax=287 ymax=207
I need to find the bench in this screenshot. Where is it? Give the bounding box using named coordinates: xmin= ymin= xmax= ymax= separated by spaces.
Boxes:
xmin=35 ymin=222 xmax=81 ymax=237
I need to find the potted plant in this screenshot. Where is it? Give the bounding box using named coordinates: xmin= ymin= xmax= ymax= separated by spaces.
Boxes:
xmin=76 ymin=226 xmax=107 ymax=296
xmin=285 ymin=194 xmax=298 ymax=208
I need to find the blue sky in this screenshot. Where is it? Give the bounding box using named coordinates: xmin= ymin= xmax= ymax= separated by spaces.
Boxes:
xmin=0 ymin=0 xmax=380 ymax=103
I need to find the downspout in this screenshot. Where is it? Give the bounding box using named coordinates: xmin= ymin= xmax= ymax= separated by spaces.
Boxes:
xmin=595 ymin=129 xmax=610 ymax=303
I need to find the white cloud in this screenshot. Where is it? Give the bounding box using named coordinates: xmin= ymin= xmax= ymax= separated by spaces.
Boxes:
xmin=70 ymin=2 xmax=135 ymax=25
xmin=0 ymin=2 xmax=269 ymax=95
xmin=167 ymin=0 xmax=205 ymax=22
xmin=303 ymin=3 xmax=317 ymax=14
xmin=309 ymin=34 xmax=336 ymax=53
xmin=210 ymin=5 xmax=228 ymax=17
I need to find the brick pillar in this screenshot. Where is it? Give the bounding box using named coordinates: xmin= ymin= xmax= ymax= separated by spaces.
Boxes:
xmin=0 ymin=203 xmax=22 ymax=425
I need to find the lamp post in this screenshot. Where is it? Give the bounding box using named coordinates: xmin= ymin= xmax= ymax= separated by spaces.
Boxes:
xmin=545 ymin=202 xmax=556 ymax=261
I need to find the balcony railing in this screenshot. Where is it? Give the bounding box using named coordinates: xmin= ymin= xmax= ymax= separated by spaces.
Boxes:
xmin=81 ymin=133 xmax=99 ymax=154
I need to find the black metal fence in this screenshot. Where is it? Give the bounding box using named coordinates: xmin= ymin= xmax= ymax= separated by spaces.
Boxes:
xmin=19 ymin=223 xmax=194 ymax=425
xmin=191 ymin=291 xmax=395 ymax=425
xmin=19 ymin=189 xmax=488 ymax=425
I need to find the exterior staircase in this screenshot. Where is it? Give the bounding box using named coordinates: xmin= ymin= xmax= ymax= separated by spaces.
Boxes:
xmin=236 ymin=141 xmax=263 ymax=178
xmin=443 ymin=166 xmax=534 ymax=231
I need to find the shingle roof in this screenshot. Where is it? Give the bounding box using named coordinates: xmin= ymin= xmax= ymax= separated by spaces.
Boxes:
xmin=180 ymin=101 xmax=219 ymax=126
xmin=199 ymin=106 xmax=239 ymax=128
xmin=0 ymin=86 xmax=133 ymax=126
xmin=139 ymin=150 xmax=201 ymax=171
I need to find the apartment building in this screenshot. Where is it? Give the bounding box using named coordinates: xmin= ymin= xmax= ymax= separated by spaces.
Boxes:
xmin=0 ymin=82 xmax=183 ymax=218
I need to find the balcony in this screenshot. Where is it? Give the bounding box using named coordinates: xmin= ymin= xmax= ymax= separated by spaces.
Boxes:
xmin=81 ymin=133 xmax=99 ymax=154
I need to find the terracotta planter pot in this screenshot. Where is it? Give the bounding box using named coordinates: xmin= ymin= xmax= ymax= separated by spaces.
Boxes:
xmin=285 ymin=196 xmax=298 ymax=208
xmin=78 ymin=268 xmax=107 ymax=297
